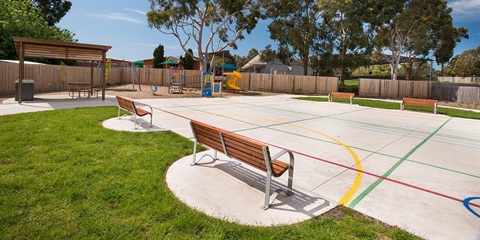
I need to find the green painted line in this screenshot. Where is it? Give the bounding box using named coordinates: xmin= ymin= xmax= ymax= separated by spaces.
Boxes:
xmin=349 ymin=117 xmax=454 ymax=208
xmin=175 ymin=103 xmax=478 ymax=179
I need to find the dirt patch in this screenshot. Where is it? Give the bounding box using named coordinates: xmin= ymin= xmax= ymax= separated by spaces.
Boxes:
xmin=1 ymin=84 xmax=478 ymax=110
xmin=0 ymin=84 xmax=276 ymax=103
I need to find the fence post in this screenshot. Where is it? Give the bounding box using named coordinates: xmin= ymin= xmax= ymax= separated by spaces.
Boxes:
xmin=292 ymin=75 xmax=296 ymax=94
xmin=270 ymin=74 xmax=274 ymax=92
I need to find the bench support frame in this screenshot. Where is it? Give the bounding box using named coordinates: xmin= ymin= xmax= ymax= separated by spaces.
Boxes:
xmin=190 ymin=121 xmax=295 ymax=210
xmin=328 ymin=92 xmax=354 ymax=104
xmin=116 ymin=96 xmax=153 ymax=129
xmin=401 ymin=97 xmax=438 ymax=114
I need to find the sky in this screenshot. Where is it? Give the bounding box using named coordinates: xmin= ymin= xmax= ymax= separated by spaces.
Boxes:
xmin=57 ymin=0 xmax=479 ymax=67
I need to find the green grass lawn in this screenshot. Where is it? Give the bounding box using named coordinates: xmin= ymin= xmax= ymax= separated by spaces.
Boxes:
xmin=0 ymin=107 xmax=422 ymax=239
xmin=297 ymin=97 xmax=480 ymax=120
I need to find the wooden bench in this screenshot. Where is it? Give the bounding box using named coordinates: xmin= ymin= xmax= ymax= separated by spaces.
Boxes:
xmin=328 ymin=92 xmax=355 ymax=104
xmin=116 ymin=96 xmax=153 ymax=129
xmin=401 ymin=97 xmax=438 ymax=114
xmin=190 ymin=120 xmax=294 ymax=210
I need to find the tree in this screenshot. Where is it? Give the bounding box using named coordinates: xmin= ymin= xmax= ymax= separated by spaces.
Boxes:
xmin=0 ymin=0 xmax=75 ymax=59
xmin=318 ymin=0 xmax=375 ymax=83
xmin=152 ymin=44 xmax=164 ymax=68
xmin=147 ymin=0 xmax=267 ymax=71
xmin=373 ymin=0 xmax=466 ymax=80
xmin=263 ymin=0 xmax=322 ymax=75
xmin=450 ymin=47 xmax=480 ymax=77
xmin=433 ymin=17 xmax=468 ymax=76
xmin=234 ymin=48 xmax=258 ymax=68
xmin=32 ymin=0 xmax=72 ymax=26
xmin=181 ymin=48 xmax=194 ymax=69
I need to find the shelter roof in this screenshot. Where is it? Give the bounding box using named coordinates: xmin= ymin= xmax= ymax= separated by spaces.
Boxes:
xmin=13 ymin=37 xmax=112 ymax=62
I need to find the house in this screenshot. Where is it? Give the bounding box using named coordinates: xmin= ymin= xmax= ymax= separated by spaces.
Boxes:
xmin=240 ymin=54 xmax=313 ymax=75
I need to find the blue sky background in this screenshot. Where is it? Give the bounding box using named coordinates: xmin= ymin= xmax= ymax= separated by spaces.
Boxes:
xmin=58 ymin=0 xmax=479 ymax=68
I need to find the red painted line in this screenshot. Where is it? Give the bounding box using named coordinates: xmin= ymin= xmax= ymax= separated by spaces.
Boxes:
xmin=154 ymin=106 xmax=480 ymax=209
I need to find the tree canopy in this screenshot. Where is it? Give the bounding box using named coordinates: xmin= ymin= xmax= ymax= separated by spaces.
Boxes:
xmin=152 ymin=44 xmax=165 ymax=68
xmin=32 ymin=0 xmax=72 ymax=26
xmin=147 ymin=0 xmax=267 ymax=71
xmin=445 ymin=47 xmax=480 ymax=77
xmin=263 ymin=0 xmax=323 ymax=76
xmin=0 ymin=0 xmax=75 ymax=60
xmin=180 ymin=48 xmax=194 ymax=69
xmin=373 ymin=0 xmax=467 ymax=80
xmin=318 ymin=0 xmax=374 ymax=82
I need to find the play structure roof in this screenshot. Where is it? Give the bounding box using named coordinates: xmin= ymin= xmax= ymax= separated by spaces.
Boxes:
xmin=13 ymin=37 xmax=111 ymax=62
xmin=160 ymin=59 xmax=178 ymax=65
xmin=215 ymin=63 xmax=237 ymax=72
xmin=13 ymin=37 xmax=111 ymax=103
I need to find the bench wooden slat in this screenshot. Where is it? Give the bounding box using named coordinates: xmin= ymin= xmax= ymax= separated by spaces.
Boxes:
xmin=401 ymin=97 xmax=438 ymax=114
xmin=272 ymin=160 xmax=291 ymax=177
xmin=329 ymin=92 xmax=354 ymax=104
xmin=116 ymin=95 xmax=153 ymax=129
xmin=190 ymin=120 xmax=294 ymax=210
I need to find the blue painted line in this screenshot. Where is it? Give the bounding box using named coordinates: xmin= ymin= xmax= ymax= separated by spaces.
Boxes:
xmin=463 ymin=197 xmax=480 ymax=218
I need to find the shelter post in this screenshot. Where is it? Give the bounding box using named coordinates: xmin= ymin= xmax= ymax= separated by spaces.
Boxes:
xmin=90 ymin=61 xmax=94 ymax=95
xmin=18 ymin=42 xmax=25 ymax=104
xmin=101 ymin=52 xmax=106 ymax=101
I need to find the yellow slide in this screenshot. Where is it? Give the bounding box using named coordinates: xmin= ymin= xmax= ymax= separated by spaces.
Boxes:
xmin=223 ymin=71 xmax=241 ymax=91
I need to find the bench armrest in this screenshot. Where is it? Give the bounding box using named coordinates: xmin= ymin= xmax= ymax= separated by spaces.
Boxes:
xmin=271 ymin=149 xmax=294 ymax=167
xmin=136 ymin=103 xmax=153 ymax=113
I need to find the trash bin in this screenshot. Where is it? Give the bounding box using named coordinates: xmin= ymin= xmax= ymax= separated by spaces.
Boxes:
xmin=15 ymin=79 xmax=35 ymax=101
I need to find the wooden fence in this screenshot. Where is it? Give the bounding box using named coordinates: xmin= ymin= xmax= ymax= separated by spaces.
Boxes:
xmin=239 ymin=73 xmax=338 ymax=94
xmin=359 ymin=78 xmax=480 ymax=104
xmin=1 ymin=61 xmax=338 ymax=95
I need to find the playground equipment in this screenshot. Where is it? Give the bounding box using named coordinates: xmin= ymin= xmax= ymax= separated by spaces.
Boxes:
xmin=168 ymin=68 xmax=185 ymax=94
xmin=150 ymin=85 xmax=158 ymax=95
xmin=94 ymin=60 xmax=141 ymax=91
xmin=201 ymin=71 xmax=213 ymax=97
xmin=223 ymin=71 xmax=241 ymax=91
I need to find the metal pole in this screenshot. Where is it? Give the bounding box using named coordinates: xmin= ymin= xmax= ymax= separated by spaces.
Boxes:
xmin=18 ymin=42 xmax=25 ymax=104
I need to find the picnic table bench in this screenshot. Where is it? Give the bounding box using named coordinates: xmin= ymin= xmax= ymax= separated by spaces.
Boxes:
xmin=328 ymin=92 xmax=355 ymax=104
xmin=401 ymin=97 xmax=438 ymax=114
xmin=116 ymin=95 xmax=153 ymax=129
xmin=190 ymin=120 xmax=295 ymax=210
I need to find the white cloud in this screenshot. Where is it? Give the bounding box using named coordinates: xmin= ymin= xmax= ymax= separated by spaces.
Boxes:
xmin=449 ymin=0 xmax=480 ymax=21
xmin=91 ymin=13 xmax=144 ymax=24
xmin=126 ymin=8 xmax=147 ymax=16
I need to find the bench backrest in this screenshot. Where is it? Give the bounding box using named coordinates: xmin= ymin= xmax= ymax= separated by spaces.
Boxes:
xmin=221 ymin=130 xmax=270 ymax=173
xmin=190 ymin=120 xmax=225 ymax=153
xmin=116 ymin=95 xmax=138 ymax=114
xmin=403 ymin=97 xmax=437 ymax=107
xmin=331 ymin=92 xmax=354 ymax=98
xmin=190 ymin=120 xmax=271 ymax=173
xmin=116 ymin=96 xmax=127 ymax=110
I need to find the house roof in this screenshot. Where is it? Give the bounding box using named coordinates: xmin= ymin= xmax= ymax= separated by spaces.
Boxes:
xmin=239 ymin=54 xmax=266 ymax=71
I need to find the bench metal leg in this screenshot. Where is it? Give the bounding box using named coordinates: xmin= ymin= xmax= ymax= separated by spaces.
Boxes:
xmin=191 ymin=141 xmax=218 ymax=166
xmin=262 ymin=172 xmax=294 ymax=210
xmin=262 ymin=172 xmax=273 ymax=210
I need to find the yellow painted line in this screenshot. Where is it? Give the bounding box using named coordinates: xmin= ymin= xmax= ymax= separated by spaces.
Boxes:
xmin=289 ymin=124 xmax=362 ymax=205
xmin=217 ymin=114 xmax=363 ymax=206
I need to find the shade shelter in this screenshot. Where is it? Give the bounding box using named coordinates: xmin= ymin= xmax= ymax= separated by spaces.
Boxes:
xmin=13 ymin=37 xmax=112 ymax=103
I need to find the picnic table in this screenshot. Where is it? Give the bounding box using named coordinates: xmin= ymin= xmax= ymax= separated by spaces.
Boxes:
xmin=67 ymin=82 xmax=93 ymax=99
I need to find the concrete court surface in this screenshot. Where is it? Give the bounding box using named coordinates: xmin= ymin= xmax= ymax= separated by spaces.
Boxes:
xmin=1 ymin=94 xmax=479 ymax=239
